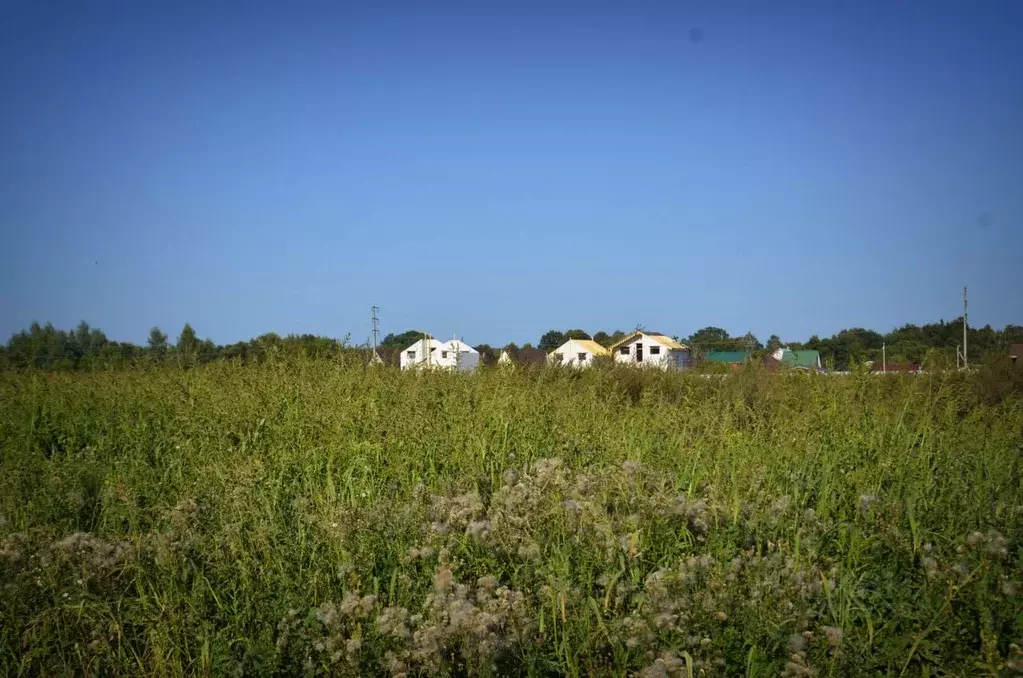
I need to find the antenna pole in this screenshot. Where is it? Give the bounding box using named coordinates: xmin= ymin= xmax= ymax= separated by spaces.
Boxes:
xmin=371 ymin=306 xmax=379 ymax=351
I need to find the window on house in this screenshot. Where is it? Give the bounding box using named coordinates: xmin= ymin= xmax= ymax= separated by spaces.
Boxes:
xmin=441 ymin=351 xmax=448 ymax=359
xmin=650 ymin=346 xmax=661 ymax=355
xmin=407 ymin=351 xmax=416 ymax=359
xmin=578 ymin=352 xmax=587 ymax=362
xmin=619 ymin=346 xmax=630 ymax=355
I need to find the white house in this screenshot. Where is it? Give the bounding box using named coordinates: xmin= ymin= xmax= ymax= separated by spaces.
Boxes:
xmin=442 ymin=339 xmax=480 ymax=371
xmin=400 ymin=336 xmax=479 ymax=371
xmin=769 ymin=348 xmax=823 ymax=370
xmin=611 ymin=331 xmax=690 ymax=370
xmin=548 ymin=339 xmax=609 ymax=368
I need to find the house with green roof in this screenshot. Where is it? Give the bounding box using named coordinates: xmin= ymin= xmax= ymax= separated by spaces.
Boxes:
xmin=771 ymin=348 xmax=823 ymax=370
xmin=704 ymin=351 xmax=751 ymax=365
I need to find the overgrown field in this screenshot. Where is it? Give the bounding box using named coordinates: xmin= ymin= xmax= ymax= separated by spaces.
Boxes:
xmin=1 ymin=362 xmax=1022 ymax=676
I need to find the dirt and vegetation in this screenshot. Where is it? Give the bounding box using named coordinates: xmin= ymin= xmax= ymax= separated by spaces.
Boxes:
xmin=1 ymin=361 xmax=1022 ymax=675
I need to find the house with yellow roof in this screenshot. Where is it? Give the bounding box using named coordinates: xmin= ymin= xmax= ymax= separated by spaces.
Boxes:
xmin=610 ymin=331 xmax=691 ymax=370
xmin=548 ymin=338 xmax=609 ymax=368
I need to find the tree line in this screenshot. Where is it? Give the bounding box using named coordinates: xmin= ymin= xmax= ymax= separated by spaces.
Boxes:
xmin=3 ymin=318 xmax=1021 ymax=371
xmin=0 ymin=322 xmax=356 ymax=370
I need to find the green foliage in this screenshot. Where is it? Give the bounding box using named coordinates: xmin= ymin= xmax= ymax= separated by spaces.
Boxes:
xmin=3 ymin=323 xmax=357 ymax=370
xmin=474 ymin=344 xmax=498 ymax=366
xmin=688 ymin=326 xmax=730 ymax=345
xmin=381 ymin=330 xmax=426 ymax=350
xmin=686 ymin=327 xmax=759 ymax=357
xmin=539 ymin=330 xmax=566 ymax=351
xmin=146 ymin=327 xmax=168 ymax=358
xmin=1 ymin=364 xmax=1021 ymax=675
xmin=176 ymin=322 xmax=198 ymax=353
xmin=796 ymin=320 xmax=1023 ymax=370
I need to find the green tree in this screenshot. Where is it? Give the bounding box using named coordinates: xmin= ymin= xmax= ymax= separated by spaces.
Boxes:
xmin=474 ymin=344 xmax=497 ymax=366
xmin=593 ymin=331 xmax=611 ymax=347
xmin=177 ymin=324 xmax=198 ymax=353
xmin=147 ymin=327 xmax=169 ymax=360
xmin=381 ymin=330 xmax=426 ymax=350
xmin=687 ymin=327 xmax=734 ymax=354
xmin=73 ymin=321 xmax=93 ymax=357
xmin=688 ymin=327 xmax=730 ymax=345
xmin=767 ymin=335 xmax=782 ymax=352
xmin=564 ymin=329 xmax=591 ymax=341
xmin=176 ymin=323 xmax=200 ymax=366
xmin=539 ymin=330 xmax=566 ymax=351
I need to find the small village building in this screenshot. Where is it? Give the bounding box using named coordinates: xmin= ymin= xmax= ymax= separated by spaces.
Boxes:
xmin=400 ymin=337 xmax=479 ymax=371
xmin=705 ymin=351 xmax=751 ymax=367
xmin=771 ymin=348 xmax=823 ymax=370
xmin=610 ymin=331 xmax=690 ymax=369
xmin=548 ymin=339 xmax=609 ymax=368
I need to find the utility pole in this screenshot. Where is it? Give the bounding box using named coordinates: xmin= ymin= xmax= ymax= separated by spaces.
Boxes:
xmin=882 ymin=342 xmax=886 ymax=373
xmin=371 ymin=306 xmax=379 ymax=352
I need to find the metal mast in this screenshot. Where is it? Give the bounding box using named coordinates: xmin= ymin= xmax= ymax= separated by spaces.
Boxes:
xmin=371 ymin=306 xmax=379 ymax=352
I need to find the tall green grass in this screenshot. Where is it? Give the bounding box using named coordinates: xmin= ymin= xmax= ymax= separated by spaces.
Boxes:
xmin=1 ymin=361 xmax=1021 ymax=676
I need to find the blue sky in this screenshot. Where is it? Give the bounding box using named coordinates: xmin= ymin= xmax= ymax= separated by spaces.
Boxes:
xmin=2 ymin=1 xmax=1021 ymax=347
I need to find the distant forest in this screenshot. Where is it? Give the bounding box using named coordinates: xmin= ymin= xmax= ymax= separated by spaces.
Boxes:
xmin=2 ymin=318 xmax=1020 ymax=372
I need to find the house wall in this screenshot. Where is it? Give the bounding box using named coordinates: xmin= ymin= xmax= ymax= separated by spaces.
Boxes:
xmin=434 ymin=341 xmax=457 ymax=369
xmin=551 ymin=339 xmax=599 ymax=368
xmin=444 ymin=340 xmax=479 ymax=372
xmin=400 ymin=339 xmax=436 ymax=370
xmin=614 ymin=334 xmax=688 ymax=370
xmin=401 ymin=340 xmax=479 ymax=371
xmin=401 ymin=338 xmax=479 ymax=371
xmin=400 ymin=339 xmax=420 ymax=369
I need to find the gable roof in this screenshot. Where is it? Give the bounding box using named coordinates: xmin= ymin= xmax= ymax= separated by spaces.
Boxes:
xmin=610 ymin=331 xmax=688 ymax=352
xmin=555 ymin=339 xmax=609 ymax=356
xmin=705 ymin=351 xmax=751 ymax=363
xmin=779 ymin=349 xmax=821 ymax=368
xmin=646 ymin=333 xmax=687 ymax=350
xmin=443 ymin=339 xmax=478 ymax=353
xmin=403 ymin=337 xmax=445 ymax=353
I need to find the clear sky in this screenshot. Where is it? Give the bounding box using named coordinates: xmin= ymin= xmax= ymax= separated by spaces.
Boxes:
xmin=2 ymin=1 xmax=1021 ymax=347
